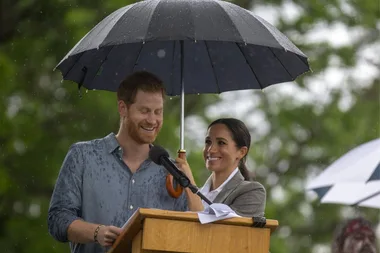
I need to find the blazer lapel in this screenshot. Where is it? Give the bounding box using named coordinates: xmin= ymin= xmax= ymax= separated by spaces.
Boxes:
xmin=213 ymin=171 xmax=244 ymax=203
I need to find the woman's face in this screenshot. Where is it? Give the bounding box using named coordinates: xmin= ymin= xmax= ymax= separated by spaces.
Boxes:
xmin=203 ymin=123 xmax=247 ymax=173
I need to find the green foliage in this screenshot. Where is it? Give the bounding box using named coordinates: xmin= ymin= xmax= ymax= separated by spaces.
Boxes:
xmin=0 ymin=0 xmax=378 ymax=252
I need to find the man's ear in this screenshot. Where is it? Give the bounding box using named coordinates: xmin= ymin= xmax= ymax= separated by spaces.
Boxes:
xmin=118 ymin=100 xmax=128 ymax=117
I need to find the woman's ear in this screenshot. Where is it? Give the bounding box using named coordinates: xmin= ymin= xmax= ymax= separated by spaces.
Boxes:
xmin=238 ymin=146 xmax=248 ymax=159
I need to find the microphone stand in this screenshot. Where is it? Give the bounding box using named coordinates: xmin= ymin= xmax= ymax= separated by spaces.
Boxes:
xmin=160 ymin=157 xmax=213 ymax=205
xmin=187 ymin=183 xmax=213 ymax=206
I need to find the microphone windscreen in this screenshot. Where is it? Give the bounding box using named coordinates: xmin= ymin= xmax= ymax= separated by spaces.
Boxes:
xmin=149 ymin=145 xmax=170 ymax=165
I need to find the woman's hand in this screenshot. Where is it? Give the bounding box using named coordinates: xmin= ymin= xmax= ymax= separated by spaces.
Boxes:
xmin=175 ymin=157 xmax=205 ymax=211
xmin=175 ymin=157 xmax=193 ymax=179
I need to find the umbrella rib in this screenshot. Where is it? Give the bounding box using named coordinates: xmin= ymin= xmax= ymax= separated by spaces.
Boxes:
xmin=142 ymin=0 xmax=161 ymax=41
xmin=236 ymin=43 xmax=263 ymax=90
xmin=132 ymin=43 xmax=146 ymax=73
xmin=204 ymin=41 xmax=220 ymax=93
xmin=61 ymin=52 xmax=84 ymax=78
xmin=268 ymin=47 xmax=294 ymax=80
xmin=87 ymin=46 xmax=116 ymax=87
xmin=355 ymin=189 xmax=380 ymax=206
xmin=294 ymin=52 xmax=311 ymax=71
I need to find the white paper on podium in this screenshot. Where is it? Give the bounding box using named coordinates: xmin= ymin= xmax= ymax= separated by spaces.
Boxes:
xmin=197 ymin=203 xmax=241 ymax=224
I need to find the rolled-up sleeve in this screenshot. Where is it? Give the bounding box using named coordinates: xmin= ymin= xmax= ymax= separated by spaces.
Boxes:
xmin=48 ymin=144 xmax=84 ymax=242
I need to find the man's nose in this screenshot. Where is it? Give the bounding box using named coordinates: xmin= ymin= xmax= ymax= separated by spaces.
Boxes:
xmin=146 ymin=112 xmax=156 ymax=123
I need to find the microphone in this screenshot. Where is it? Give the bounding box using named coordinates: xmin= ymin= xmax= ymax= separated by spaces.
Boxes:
xmin=149 ymin=145 xmax=213 ymax=205
xmin=149 ymin=145 xmax=191 ymax=188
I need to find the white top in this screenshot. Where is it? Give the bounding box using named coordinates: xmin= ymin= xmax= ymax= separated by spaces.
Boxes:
xmin=200 ymin=168 xmax=239 ymax=208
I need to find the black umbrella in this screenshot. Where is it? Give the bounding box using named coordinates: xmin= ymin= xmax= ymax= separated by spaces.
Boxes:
xmin=56 ymin=0 xmax=310 ymax=196
xmin=56 ymin=0 xmax=310 ymax=149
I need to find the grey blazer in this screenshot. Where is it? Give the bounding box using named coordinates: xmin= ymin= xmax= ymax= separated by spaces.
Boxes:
xmin=212 ymin=171 xmax=266 ymax=217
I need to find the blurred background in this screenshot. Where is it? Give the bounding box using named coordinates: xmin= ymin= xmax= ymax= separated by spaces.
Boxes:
xmin=0 ymin=0 xmax=379 ymax=252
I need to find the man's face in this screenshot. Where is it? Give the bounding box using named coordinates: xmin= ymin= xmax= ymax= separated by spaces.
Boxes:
xmin=342 ymin=229 xmax=377 ymax=253
xmin=121 ymin=90 xmax=163 ymax=144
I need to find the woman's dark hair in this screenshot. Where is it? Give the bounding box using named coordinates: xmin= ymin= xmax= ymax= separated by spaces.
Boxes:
xmin=208 ymin=118 xmax=251 ymax=181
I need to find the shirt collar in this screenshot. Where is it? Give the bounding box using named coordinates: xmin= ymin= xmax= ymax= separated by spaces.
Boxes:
xmin=104 ymin=133 xmax=154 ymax=157
xmin=201 ymin=168 xmax=239 ymax=194
xmin=104 ymin=133 xmax=120 ymax=154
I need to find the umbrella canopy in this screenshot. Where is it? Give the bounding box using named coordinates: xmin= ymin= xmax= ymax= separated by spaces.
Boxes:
xmin=56 ymin=0 xmax=310 ymax=95
xmin=320 ymin=181 xmax=380 ymax=209
xmin=306 ymin=138 xmax=380 ymax=209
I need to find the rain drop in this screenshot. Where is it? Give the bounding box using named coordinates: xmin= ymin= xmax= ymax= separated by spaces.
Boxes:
xmin=157 ymin=49 xmax=166 ymax=58
xmin=86 ymin=90 xmax=89 ymax=93
xmin=60 ymin=79 xmax=63 ymax=83
xmin=169 ymin=97 xmax=173 ymax=100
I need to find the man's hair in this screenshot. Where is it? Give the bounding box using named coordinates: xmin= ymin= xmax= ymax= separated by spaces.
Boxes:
xmin=117 ymin=71 xmax=166 ymax=105
xmin=331 ymin=217 xmax=375 ymax=253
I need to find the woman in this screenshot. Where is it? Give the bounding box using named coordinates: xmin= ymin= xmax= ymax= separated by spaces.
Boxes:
xmin=176 ymin=118 xmax=266 ymax=217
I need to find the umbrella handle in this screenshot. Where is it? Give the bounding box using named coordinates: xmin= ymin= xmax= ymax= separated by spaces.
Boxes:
xmin=165 ymin=149 xmax=186 ymax=198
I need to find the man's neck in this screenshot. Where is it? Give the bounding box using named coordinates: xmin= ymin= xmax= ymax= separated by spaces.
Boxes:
xmin=115 ymin=131 xmax=150 ymax=163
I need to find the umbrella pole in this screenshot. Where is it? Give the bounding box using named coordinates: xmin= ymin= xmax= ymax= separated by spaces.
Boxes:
xmin=180 ymin=40 xmax=185 ymax=151
xmin=180 ymin=75 xmax=185 ymax=150
xmin=166 ymin=40 xmax=185 ymax=198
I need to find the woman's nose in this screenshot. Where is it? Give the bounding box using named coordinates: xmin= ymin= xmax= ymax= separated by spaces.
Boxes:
xmin=207 ymin=144 xmax=216 ymax=153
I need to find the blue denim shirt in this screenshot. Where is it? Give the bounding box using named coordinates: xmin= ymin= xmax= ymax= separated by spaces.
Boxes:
xmin=48 ymin=133 xmax=187 ymax=253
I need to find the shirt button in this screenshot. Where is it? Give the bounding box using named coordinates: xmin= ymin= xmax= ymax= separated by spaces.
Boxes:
xmin=129 ymin=205 xmax=133 ymax=210
xmin=132 ymin=179 xmax=135 ymax=184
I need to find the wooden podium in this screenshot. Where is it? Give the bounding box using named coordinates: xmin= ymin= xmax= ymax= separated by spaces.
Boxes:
xmin=108 ymin=208 xmax=278 ymax=253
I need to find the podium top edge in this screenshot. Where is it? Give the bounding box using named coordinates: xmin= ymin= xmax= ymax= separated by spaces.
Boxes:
xmin=136 ymin=208 xmax=279 ymax=232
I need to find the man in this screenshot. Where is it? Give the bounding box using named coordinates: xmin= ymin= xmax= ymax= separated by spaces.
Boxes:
xmin=48 ymin=71 xmax=187 ymax=253
xmin=331 ymin=217 xmax=378 ymax=253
